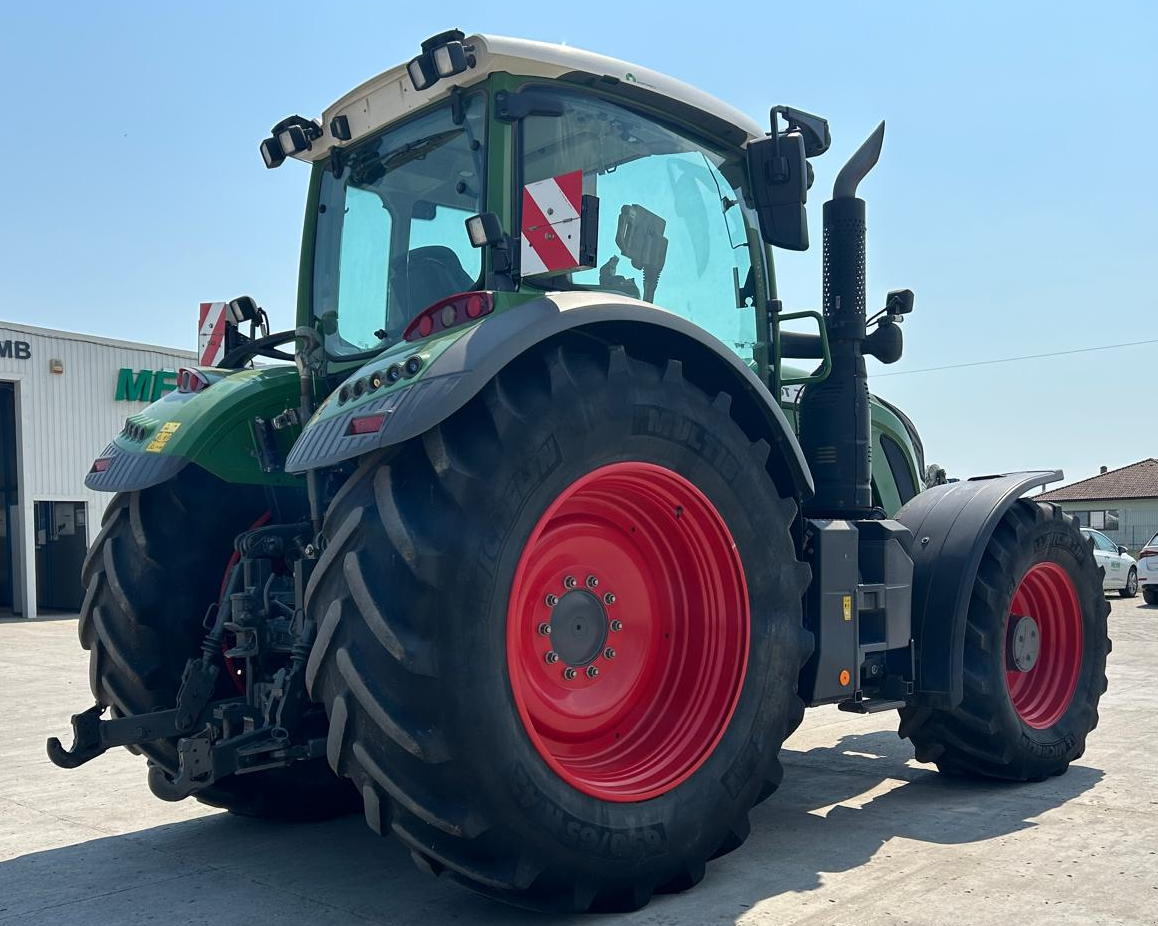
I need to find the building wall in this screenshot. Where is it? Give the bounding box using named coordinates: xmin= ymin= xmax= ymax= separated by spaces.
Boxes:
xmin=0 ymin=321 xmax=194 ymax=617
xmin=1050 ymin=498 xmax=1158 ymax=554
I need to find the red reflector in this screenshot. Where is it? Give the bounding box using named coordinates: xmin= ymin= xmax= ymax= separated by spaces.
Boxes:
xmin=91 ymin=457 xmax=112 ymax=473
xmin=347 ymin=413 xmax=386 ymax=436
xmin=404 ymin=291 xmax=494 ymax=342
xmin=177 ymin=367 xmax=211 ymax=394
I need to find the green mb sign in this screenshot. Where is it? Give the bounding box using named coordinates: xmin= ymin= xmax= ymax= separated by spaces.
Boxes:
xmin=115 ymin=368 xmax=178 ymax=402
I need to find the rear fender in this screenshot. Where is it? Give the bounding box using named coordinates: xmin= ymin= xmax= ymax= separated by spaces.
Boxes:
xmin=896 ymin=470 xmax=1063 ymax=708
xmin=86 ymin=366 xmax=303 ymax=493
xmin=285 ymin=292 xmax=814 ymax=501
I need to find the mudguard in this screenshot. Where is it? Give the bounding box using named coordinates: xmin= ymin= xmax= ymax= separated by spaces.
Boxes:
xmin=895 ymin=470 xmax=1063 ymax=709
xmin=285 ymin=292 xmax=814 ymax=500
xmin=85 ymin=366 xmax=303 ymax=493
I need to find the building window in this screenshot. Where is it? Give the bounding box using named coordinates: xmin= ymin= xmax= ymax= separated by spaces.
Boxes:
xmin=1076 ymin=509 xmax=1120 ymax=531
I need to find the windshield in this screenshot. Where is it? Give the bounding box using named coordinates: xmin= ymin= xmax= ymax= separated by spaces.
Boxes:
xmin=520 ymin=90 xmax=759 ymax=364
xmin=313 ymin=93 xmax=486 ymax=355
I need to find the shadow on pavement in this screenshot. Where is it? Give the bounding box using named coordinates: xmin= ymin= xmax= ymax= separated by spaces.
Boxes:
xmin=0 ymin=730 xmax=1102 ymax=925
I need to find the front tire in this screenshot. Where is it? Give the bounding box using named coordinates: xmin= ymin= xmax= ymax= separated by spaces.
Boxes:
xmin=305 ymin=338 xmax=812 ymax=911
xmin=899 ymin=501 xmax=1109 ymax=780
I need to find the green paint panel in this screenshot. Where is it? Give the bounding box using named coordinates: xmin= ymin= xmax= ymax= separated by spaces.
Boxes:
xmin=113 ymin=365 xmax=304 ymax=487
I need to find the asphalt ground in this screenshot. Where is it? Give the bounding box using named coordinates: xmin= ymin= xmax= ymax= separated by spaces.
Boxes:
xmin=2 ymin=596 xmax=1155 ymax=925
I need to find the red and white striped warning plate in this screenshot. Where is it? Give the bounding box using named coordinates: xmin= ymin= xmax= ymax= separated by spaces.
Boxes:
xmin=521 ymin=170 xmax=589 ymax=277
xmin=198 ymin=302 xmax=228 ymax=366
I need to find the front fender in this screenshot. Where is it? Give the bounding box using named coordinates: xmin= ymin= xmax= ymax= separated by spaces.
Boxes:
xmin=86 ymin=365 xmax=303 ymax=493
xmin=896 ymin=470 xmax=1063 ymax=708
xmin=285 ymin=292 xmax=814 ymax=500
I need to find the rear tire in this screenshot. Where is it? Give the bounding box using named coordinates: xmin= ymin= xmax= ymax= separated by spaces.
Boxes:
xmin=1119 ymin=567 xmax=1138 ymax=598
xmin=899 ymin=501 xmax=1109 ymax=780
xmin=79 ymin=466 xmax=358 ymax=819
xmin=1143 ymin=586 xmax=1158 ymax=606
xmin=305 ymin=338 xmax=812 ymax=911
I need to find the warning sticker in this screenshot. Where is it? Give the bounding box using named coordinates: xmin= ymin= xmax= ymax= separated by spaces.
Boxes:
xmin=520 ymin=170 xmax=588 ymax=277
xmin=146 ymin=421 xmax=181 ymax=453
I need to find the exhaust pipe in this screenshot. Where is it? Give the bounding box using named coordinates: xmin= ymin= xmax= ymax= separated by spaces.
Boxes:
xmin=800 ymin=122 xmax=885 ymax=516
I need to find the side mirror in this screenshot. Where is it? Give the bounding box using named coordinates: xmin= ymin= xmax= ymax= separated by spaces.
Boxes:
xmin=747 ymin=132 xmax=810 ymax=251
xmin=1118 ymin=545 xmax=1130 ymax=555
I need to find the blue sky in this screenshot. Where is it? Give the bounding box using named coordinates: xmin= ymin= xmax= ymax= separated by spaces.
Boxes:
xmin=1 ymin=1 xmax=1154 ymax=484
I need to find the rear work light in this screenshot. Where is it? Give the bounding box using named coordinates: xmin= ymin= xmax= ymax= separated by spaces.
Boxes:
xmin=347 ymin=413 xmax=387 ymax=436
xmin=177 ymin=368 xmax=212 ymax=394
xmin=403 ymin=291 xmax=494 ymax=342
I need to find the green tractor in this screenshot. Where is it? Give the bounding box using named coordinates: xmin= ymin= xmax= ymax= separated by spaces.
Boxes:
xmin=50 ymin=31 xmax=1109 ymax=912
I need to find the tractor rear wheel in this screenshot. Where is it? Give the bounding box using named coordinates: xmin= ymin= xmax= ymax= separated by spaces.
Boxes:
xmin=79 ymin=466 xmax=357 ymax=819
xmin=899 ymin=501 xmax=1109 ymax=780
xmin=304 ymin=338 xmax=812 ymax=912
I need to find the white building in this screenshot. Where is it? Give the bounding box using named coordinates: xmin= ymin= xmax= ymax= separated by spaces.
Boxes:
xmin=0 ymin=321 xmax=194 ymax=618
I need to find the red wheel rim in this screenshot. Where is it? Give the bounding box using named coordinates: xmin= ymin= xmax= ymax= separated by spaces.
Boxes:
xmin=507 ymin=462 xmax=749 ymax=802
xmin=1005 ymin=562 xmax=1083 ymax=729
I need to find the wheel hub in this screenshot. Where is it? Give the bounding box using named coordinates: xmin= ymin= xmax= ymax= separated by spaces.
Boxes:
xmin=549 ymin=589 xmax=608 ymax=666
xmin=1006 ymin=614 xmax=1040 ymax=672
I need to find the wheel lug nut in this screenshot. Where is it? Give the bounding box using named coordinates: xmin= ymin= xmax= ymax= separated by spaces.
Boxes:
xmin=610 ymin=619 xmax=623 ymax=632
xmin=545 ymin=651 xmax=560 ymax=664
xmin=563 ymin=667 xmax=577 ymax=680
xmin=603 ymin=592 xmax=616 ymax=605
xmin=564 ymin=575 xmax=577 ymax=589
xmin=586 ymin=665 xmax=599 ymax=679
xmin=604 ymin=647 xmax=616 ymax=659
xmin=545 ymin=594 xmax=559 ymax=607
xmin=586 ymin=575 xmax=599 ymax=588
xmin=537 ymin=622 xmax=551 ymax=636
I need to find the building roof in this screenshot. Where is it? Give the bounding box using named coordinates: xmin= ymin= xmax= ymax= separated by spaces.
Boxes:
xmin=1036 ymin=459 xmax=1158 ymax=503
xmin=1 ymin=319 xmax=195 ymax=357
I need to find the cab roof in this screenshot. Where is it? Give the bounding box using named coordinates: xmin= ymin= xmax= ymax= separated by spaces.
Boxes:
xmin=298 ymin=33 xmax=766 ymax=162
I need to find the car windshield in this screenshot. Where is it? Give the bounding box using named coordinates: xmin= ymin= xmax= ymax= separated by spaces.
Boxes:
xmin=312 ymin=94 xmax=486 ymax=355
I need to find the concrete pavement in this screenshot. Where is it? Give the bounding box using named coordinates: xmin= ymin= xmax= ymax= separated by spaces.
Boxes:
xmin=2 ymin=597 xmax=1155 ymax=925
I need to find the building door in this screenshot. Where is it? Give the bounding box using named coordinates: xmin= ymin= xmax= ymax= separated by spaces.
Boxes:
xmin=0 ymin=382 xmax=17 ymax=610
xmin=34 ymin=501 xmax=88 ymax=611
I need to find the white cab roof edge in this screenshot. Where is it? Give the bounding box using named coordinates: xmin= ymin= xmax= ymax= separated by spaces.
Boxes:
xmin=298 ymin=33 xmax=766 ymax=162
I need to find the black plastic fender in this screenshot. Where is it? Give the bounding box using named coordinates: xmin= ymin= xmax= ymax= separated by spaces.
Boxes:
xmin=895 ymin=470 xmax=1063 ymax=709
xmin=286 ymin=292 xmax=814 ymax=500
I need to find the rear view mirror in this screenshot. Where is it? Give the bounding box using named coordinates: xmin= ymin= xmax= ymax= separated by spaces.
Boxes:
xmin=747 ymin=132 xmax=810 ymax=251
xmin=1118 ymin=545 xmax=1129 ymax=555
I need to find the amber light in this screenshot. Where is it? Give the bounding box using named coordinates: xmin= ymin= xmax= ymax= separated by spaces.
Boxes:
xmin=403 ymin=291 xmax=493 ymax=342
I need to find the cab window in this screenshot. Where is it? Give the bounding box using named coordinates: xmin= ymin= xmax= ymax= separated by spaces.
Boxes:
xmin=520 ymin=92 xmax=759 ymax=365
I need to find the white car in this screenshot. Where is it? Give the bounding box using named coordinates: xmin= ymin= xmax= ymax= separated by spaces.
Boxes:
xmin=1081 ymin=528 xmax=1138 ymax=598
xmin=1138 ymin=531 xmax=1158 ymax=606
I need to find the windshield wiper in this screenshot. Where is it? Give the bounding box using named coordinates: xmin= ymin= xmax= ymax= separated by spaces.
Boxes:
xmin=382 ymin=128 xmax=463 ymax=173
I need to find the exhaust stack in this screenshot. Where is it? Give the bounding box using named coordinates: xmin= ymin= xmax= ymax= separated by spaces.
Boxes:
xmin=800 ymin=122 xmax=885 ymax=516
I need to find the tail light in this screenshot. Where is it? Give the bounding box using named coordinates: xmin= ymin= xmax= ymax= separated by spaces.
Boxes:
xmin=177 ymin=367 xmax=212 ymax=394
xmin=347 ymin=413 xmax=387 ymax=436
xmin=403 ymin=291 xmax=494 ymax=342
xmin=1140 ymin=549 xmax=1157 ymax=560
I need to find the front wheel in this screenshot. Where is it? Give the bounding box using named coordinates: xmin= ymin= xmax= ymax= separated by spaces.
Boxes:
xmin=899 ymin=501 xmax=1110 ymax=780
xmin=1119 ymin=567 xmax=1138 ymax=598
xmin=304 ymin=338 xmax=812 ymax=912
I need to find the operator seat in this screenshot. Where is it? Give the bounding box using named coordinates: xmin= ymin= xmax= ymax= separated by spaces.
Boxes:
xmin=396 ymin=246 xmax=474 ymax=319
